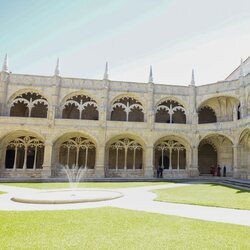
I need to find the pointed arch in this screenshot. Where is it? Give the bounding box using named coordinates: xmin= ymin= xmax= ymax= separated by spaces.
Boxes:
xmin=61 ymin=93 xmax=99 ymax=120
xmin=155 ymin=98 xmax=186 ymax=124
xmin=1 ymin=131 xmax=45 ymax=170
xmin=53 ymin=132 xmax=97 ymax=172
xmin=198 ymin=96 xmax=240 ymax=123
xmin=8 ymin=90 xmax=48 ymax=118
xmin=106 ymin=133 xmax=145 ymax=177
xmin=110 ymin=95 xmax=144 ymax=122
xmin=154 ymin=135 xmax=190 ymax=171
xmin=198 ymin=133 xmax=233 ymax=175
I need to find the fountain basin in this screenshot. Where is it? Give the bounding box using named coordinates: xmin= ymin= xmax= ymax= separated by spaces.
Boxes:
xmin=11 ymin=189 xmax=123 ymax=204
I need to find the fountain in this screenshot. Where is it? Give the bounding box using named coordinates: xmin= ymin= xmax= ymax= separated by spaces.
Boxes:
xmin=62 ymin=164 xmax=87 ymax=190
xmin=11 ymin=165 xmax=123 ymax=204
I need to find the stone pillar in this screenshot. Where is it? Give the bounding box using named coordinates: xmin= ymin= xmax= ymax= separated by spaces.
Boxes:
xmin=147 ymin=82 xmax=154 ymax=127
xmin=233 ymin=105 xmax=238 ymax=121
xmin=99 ymin=80 xmax=109 ymax=124
xmin=144 ymin=146 xmax=154 ymax=177
xmin=51 ymin=76 xmax=61 ymax=119
xmin=0 ymin=72 xmax=9 ymax=116
xmin=189 ymin=145 xmax=199 ymax=177
xmin=42 ymin=141 xmax=53 ymax=177
xmin=239 ymin=83 xmax=247 ymax=118
xmin=189 ymin=84 xmax=197 ymax=125
xmin=95 ymin=145 xmax=105 ymax=177
xmin=233 ymin=144 xmax=241 ymax=178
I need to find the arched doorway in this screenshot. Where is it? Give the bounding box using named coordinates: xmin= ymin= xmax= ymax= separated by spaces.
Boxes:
xmin=198 ymin=143 xmax=217 ymax=174
xmin=198 ymin=134 xmax=233 ymax=176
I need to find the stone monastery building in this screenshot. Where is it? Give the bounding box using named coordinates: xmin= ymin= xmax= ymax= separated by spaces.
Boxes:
xmin=0 ymin=55 xmax=250 ymax=180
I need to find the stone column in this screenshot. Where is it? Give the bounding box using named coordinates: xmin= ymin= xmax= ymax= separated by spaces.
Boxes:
xmin=233 ymin=105 xmax=238 ymax=121
xmin=95 ymin=145 xmax=105 ymax=177
xmin=0 ymin=72 xmax=9 ymax=116
xmin=51 ymin=76 xmax=61 ymax=119
xmin=42 ymin=141 xmax=53 ymax=177
xmin=147 ymin=82 xmax=154 ymax=127
xmin=188 ymin=145 xmax=199 ymax=177
xmin=144 ymin=146 xmax=154 ymax=177
xmin=233 ymin=144 xmax=240 ymax=178
xmin=239 ymin=84 xmax=247 ymax=118
xmin=189 ymin=84 xmax=197 ymax=125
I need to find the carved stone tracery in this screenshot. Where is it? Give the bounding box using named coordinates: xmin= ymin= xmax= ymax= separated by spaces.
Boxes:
xmin=62 ymin=95 xmax=98 ymax=120
xmin=111 ymin=97 xmax=144 ymax=122
xmin=10 ymin=92 xmax=48 ymax=118
xmin=60 ymin=137 xmax=96 ymax=168
xmin=156 ymin=140 xmax=185 ymax=170
xmin=109 ymin=138 xmax=142 ymax=170
xmin=6 ymin=136 xmax=44 ymax=169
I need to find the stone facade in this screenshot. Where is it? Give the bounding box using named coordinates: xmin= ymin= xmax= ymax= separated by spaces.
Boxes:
xmin=0 ymin=59 xmax=250 ymax=179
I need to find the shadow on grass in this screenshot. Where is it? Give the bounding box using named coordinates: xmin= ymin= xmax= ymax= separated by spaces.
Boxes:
xmin=204 ymin=182 xmax=250 ymax=194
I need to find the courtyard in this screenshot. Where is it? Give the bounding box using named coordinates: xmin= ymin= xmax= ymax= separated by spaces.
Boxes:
xmin=0 ymin=181 xmax=249 ymax=249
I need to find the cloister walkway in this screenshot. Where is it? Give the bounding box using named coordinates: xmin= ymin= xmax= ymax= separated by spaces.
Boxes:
xmin=0 ymin=183 xmax=249 ymax=227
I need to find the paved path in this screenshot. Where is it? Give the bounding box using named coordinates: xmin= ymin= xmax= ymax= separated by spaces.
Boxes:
xmin=0 ymin=184 xmax=249 ymax=227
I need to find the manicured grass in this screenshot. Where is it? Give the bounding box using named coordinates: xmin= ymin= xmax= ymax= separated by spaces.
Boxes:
xmin=153 ymin=183 xmax=250 ymax=210
xmin=0 ymin=208 xmax=249 ymax=250
xmin=1 ymin=181 xmax=169 ymax=189
xmin=0 ymin=191 xmax=5 ymax=195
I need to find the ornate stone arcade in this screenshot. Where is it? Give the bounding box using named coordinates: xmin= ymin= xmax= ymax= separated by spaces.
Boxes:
xmin=0 ymin=55 xmax=250 ymax=179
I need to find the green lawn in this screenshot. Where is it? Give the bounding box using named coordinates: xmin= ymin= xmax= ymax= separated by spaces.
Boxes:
xmin=153 ymin=183 xmax=250 ymax=210
xmin=0 ymin=208 xmax=249 ymax=250
xmin=1 ymin=181 xmax=169 ymax=189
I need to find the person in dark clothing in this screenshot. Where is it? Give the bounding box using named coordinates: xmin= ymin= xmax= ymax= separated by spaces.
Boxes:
xmin=217 ymin=165 xmax=221 ymax=177
xmin=156 ymin=166 xmax=160 ymax=178
xmin=223 ymin=166 xmax=226 ymax=177
xmin=159 ymin=166 xmax=163 ymax=178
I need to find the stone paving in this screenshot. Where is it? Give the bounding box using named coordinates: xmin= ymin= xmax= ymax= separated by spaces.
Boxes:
xmin=0 ymin=183 xmax=249 ymax=227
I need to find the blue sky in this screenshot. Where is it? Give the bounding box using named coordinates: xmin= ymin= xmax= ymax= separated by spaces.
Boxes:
xmin=1 ymin=0 xmax=250 ymax=85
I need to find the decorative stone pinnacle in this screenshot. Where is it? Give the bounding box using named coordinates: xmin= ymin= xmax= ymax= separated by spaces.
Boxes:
xmin=54 ymin=58 xmax=60 ymax=76
xmin=148 ymin=65 xmax=153 ymax=83
xmin=103 ymin=61 xmax=109 ymax=80
xmin=240 ymin=58 xmax=244 ymax=78
xmin=2 ymin=53 xmax=9 ymax=73
xmin=190 ymin=68 xmax=195 ymax=85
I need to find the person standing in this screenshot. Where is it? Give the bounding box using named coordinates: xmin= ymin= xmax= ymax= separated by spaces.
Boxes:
xmin=223 ymin=166 xmax=226 ymax=177
xmin=217 ymin=165 xmax=221 ymax=177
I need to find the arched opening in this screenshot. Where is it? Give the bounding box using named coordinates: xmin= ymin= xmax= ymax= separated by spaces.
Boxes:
xmin=110 ymin=97 xmax=144 ymax=122
xmin=58 ymin=136 xmax=96 ymax=168
xmin=155 ymin=100 xmax=186 ymax=124
xmin=198 ymin=134 xmax=233 ymax=176
xmin=198 ymin=96 xmax=240 ymax=123
xmin=198 ymin=143 xmax=217 ymax=174
xmin=10 ymin=92 xmax=48 ymax=118
xmin=238 ymin=129 xmax=250 ymax=178
xmin=107 ymin=137 xmax=143 ymax=177
xmin=154 ymin=139 xmax=186 ymax=171
xmin=198 ymin=106 xmax=216 ymax=124
xmin=4 ymin=136 xmax=44 ymax=169
xmin=62 ymin=95 xmax=98 ymax=120
xmin=238 ymin=104 xmax=241 ymax=120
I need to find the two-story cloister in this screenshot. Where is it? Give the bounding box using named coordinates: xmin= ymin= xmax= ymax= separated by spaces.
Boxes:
xmin=0 ymin=55 xmax=250 ymax=179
